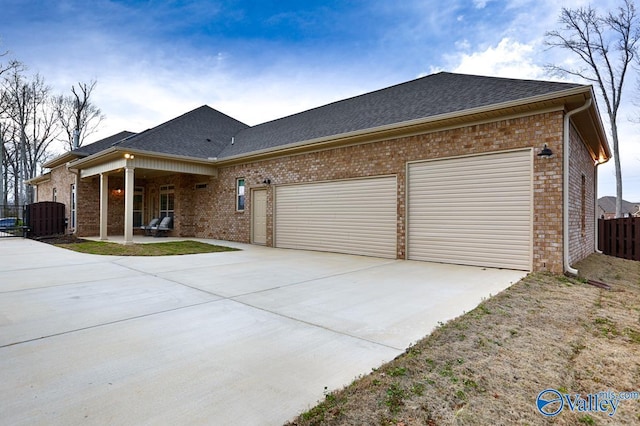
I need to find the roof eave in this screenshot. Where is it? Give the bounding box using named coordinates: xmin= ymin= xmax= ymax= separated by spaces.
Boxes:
xmin=26 ymin=172 xmax=51 ymax=185
xmin=68 ymin=147 xmax=217 ymax=170
xmin=43 ymin=152 xmax=84 ymax=169
xmin=568 ymin=87 xmax=612 ymax=164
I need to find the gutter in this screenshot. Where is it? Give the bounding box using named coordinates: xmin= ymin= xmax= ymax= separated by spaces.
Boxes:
xmin=564 ymin=98 xmax=592 ymax=276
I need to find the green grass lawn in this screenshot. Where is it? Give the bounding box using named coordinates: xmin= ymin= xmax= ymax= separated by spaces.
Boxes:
xmin=55 ymin=240 xmax=239 ymax=256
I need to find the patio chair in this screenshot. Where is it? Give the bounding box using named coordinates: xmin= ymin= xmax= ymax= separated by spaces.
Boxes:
xmin=140 ymin=218 xmax=160 ymax=236
xmin=152 ymin=216 xmax=172 ymax=237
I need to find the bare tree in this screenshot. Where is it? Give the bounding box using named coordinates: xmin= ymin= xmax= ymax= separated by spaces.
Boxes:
xmin=545 ymin=0 xmax=640 ymax=218
xmin=0 ymin=47 xmax=22 ymax=207
xmin=1 ymin=67 xmax=59 ymax=204
xmin=55 ymin=80 xmax=104 ymax=150
xmin=1 ymin=123 xmax=20 ymax=206
xmin=0 ymin=47 xmax=20 ymax=78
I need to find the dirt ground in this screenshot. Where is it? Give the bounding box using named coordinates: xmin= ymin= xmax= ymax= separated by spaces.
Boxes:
xmin=32 ymin=234 xmax=87 ymax=245
xmin=287 ymin=254 xmax=640 ymax=425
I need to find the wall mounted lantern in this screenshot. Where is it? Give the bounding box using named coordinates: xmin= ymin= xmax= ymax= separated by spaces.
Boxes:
xmin=537 ymin=144 xmax=553 ymax=158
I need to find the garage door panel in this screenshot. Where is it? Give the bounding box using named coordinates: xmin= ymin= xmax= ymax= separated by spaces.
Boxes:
xmin=408 ymin=150 xmax=532 ymax=270
xmin=275 ymin=177 xmax=397 ymax=258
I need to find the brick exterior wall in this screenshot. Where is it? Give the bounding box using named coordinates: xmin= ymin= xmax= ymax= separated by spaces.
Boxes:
xmin=56 ymin=109 xmax=601 ymax=273
xmin=568 ymin=123 xmax=596 ymax=265
xmin=76 ymin=176 xmax=99 ymax=236
xmin=203 ymin=111 xmax=567 ymax=272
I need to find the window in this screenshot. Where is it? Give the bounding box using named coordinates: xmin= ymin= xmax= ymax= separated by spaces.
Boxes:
xmin=159 ymin=185 xmax=174 ymax=225
xmin=70 ymin=184 xmax=76 ymax=229
xmin=236 ymin=178 xmax=245 ymax=211
xmin=195 ymin=183 xmax=208 ymax=190
xmin=52 ymin=188 xmax=57 ymax=202
xmin=133 ymin=186 xmax=144 ymax=227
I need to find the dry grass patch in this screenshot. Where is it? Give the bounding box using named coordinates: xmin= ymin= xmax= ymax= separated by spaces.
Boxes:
xmin=287 ymin=254 xmax=640 ymax=425
xmin=54 ymin=239 xmax=239 ymax=256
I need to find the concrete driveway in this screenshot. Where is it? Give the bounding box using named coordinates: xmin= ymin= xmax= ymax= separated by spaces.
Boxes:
xmin=0 ymin=238 xmax=526 ymax=425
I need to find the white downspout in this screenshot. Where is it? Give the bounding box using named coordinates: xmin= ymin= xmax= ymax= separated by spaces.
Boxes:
xmin=564 ymin=98 xmax=592 ymax=275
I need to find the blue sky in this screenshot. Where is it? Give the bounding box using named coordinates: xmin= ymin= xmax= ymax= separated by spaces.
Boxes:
xmin=1 ymin=0 xmax=639 ymax=201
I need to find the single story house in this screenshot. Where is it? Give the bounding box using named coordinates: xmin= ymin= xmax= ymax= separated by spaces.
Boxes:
xmin=29 ymin=72 xmax=611 ymax=273
xmin=597 ymin=196 xmax=640 ymax=219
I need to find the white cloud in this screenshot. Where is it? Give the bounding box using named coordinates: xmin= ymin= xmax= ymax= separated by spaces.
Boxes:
xmin=455 ymin=39 xmax=472 ymax=50
xmin=449 ymin=38 xmax=545 ymax=79
xmin=86 ymin=53 xmax=377 ymax=144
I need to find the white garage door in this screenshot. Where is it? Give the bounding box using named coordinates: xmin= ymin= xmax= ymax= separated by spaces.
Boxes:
xmin=275 ymin=176 xmax=397 ymax=258
xmin=408 ymin=150 xmax=532 ymax=270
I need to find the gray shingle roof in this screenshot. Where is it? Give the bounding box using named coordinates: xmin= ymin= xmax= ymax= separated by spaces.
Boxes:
xmin=78 ymin=72 xmax=586 ymax=161
xmin=110 ymin=105 xmax=249 ymax=159
xmin=74 ymin=131 xmax=136 ymax=156
xmin=598 ymin=196 xmax=640 ymax=215
xmin=218 ymin=72 xmax=585 ymax=158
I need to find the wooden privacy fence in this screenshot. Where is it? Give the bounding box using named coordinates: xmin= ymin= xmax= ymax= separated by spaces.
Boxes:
xmin=598 ymin=217 xmax=640 ymax=261
xmin=25 ymin=201 xmax=66 ymax=237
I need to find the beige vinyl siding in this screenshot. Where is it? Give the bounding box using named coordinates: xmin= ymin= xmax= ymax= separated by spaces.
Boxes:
xmin=275 ymin=176 xmax=397 ymax=258
xmin=407 ymin=150 xmax=533 ymax=270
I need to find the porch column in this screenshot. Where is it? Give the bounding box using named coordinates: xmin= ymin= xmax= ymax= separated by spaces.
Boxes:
xmin=99 ymin=173 xmax=108 ymax=240
xmin=123 ymin=166 xmax=135 ymax=245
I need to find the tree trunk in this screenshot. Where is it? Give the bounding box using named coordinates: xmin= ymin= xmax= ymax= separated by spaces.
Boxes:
xmin=610 ymin=119 xmax=623 ymax=218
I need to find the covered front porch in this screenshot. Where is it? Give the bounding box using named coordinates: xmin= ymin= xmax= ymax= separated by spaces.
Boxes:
xmin=71 ymin=149 xmax=218 ymax=244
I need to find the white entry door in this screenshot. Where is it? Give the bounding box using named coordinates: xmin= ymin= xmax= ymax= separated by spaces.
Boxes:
xmin=252 ymin=189 xmax=267 ymax=245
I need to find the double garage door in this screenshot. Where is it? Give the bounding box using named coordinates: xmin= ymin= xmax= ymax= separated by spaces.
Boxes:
xmin=274 ymin=150 xmax=532 ymax=270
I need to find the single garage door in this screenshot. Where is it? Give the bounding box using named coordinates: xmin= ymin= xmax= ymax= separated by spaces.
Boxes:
xmin=275 ymin=176 xmax=397 ymax=258
xmin=408 ymin=150 xmax=532 ymax=270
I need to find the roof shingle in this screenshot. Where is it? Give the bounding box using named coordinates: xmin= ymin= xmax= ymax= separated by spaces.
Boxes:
xmin=219 ymin=72 xmax=584 ymax=158
xmin=77 ymin=72 xmax=586 ymax=161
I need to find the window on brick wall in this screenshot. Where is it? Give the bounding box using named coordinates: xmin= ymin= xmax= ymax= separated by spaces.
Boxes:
xmin=70 ymin=184 xmax=76 ymax=229
xmin=581 ymin=174 xmax=586 ymax=237
xmin=53 ymin=188 xmax=57 ymax=202
xmin=159 ymin=185 xmax=174 ymax=226
xmin=133 ymin=186 xmax=144 ymax=227
xmin=236 ymin=178 xmax=245 ymax=211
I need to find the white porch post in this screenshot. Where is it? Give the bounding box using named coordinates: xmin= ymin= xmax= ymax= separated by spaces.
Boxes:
xmin=124 ymin=166 xmax=135 ymax=245
xmin=99 ymin=173 xmax=108 ymax=240
xmin=123 ymin=166 xmax=135 ymax=245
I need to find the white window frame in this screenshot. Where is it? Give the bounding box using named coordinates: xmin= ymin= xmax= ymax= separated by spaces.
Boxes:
xmin=133 ymin=186 xmax=144 ymax=228
xmin=236 ymin=178 xmax=245 ymax=211
xmin=70 ymin=183 xmax=76 ymax=229
xmin=159 ymin=184 xmax=175 ymax=225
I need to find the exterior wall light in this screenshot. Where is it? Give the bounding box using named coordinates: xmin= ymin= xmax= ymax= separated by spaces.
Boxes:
xmin=262 ymin=178 xmax=272 ymax=185
xmin=124 ymin=153 xmax=135 ymax=159
xmin=537 ymin=144 xmax=553 ymax=158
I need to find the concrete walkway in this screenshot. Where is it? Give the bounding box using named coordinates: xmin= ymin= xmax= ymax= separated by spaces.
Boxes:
xmin=0 ymin=237 xmax=526 ymax=425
